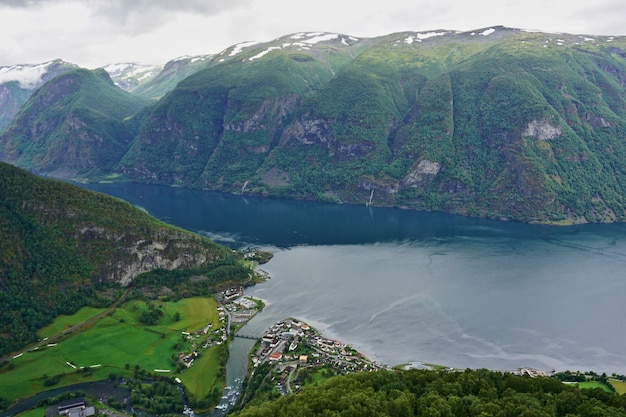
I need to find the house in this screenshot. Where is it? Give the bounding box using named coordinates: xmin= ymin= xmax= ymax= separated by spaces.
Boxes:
xmin=45 ymin=398 xmax=95 ymax=417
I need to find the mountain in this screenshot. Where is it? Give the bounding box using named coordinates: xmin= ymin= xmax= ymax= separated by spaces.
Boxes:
xmin=5 ymin=27 xmax=626 ymax=223
xmin=103 ymin=62 xmax=163 ymax=92
xmin=0 ymin=59 xmax=78 ymax=132
xmin=118 ymin=32 xmax=361 ymax=186
xmin=0 ymin=67 xmax=149 ymax=178
xmin=125 ymin=54 xmax=213 ymax=99
xmin=0 ymin=161 xmax=250 ymax=356
xmin=118 ymin=28 xmax=626 ymax=223
xmin=102 ymin=55 xmax=215 ymax=100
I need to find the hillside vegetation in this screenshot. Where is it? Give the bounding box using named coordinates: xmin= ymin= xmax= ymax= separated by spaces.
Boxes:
xmin=0 ymin=68 xmax=149 ymax=177
xmin=233 ymin=368 xmax=626 ymax=417
xmin=0 ymin=162 xmax=250 ymax=356
xmin=4 ymin=27 xmax=626 ymax=223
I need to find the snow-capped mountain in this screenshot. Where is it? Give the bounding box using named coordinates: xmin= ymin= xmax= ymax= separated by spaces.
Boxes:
xmin=102 ymin=55 xmax=213 ymax=99
xmin=103 ymin=62 xmax=163 ymax=92
xmin=0 ymin=59 xmax=77 ymax=89
xmin=0 ymin=59 xmax=78 ymax=132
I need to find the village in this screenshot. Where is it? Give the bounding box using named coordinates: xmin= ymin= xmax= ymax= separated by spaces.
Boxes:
xmin=247 ymin=317 xmax=386 ymax=396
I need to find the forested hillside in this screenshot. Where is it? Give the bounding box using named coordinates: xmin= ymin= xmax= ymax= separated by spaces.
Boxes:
xmin=0 ymin=162 xmax=250 ymax=356
xmin=4 ymin=28 xmax=626 ymax=223
xmin=233 ymin=368 xmax=626 ymax=417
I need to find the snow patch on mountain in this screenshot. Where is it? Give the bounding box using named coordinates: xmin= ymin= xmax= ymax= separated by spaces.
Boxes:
xmin=249 ymin=46 xmax=282 ymax=61
xmin=103 ymin=62 xmax=163 ymax=88
xmin=302 ymin=33 xmax=339 ymax=44
xmin=0 ymin=61 xmax=57 ymax=89
xmin=104 ymin=63 xmax=162 ymax=78
xmin=402 ymin=31 xmax=449 ymax=45
xmin=289 ymin=32 xmax=350 ymax=45
xmin=245 ymin=33 xmax=354 ymax=62
xmin=169 ymin=55 xmax=211 ymax=63
xmin=227 ymin=41 xmax=262 ymax=57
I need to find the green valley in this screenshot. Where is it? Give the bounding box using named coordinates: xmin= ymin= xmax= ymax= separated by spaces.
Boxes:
xmin=0 ymin=297 xmax=229 ymax=410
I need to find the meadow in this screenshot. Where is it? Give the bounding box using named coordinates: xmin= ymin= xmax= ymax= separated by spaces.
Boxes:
xmin=37 ymin=307 xmax=107 ymax=339
xmin=0 ymin=297 xmax=222 ymax=403
xmin=576 ymin=381 xmax=614 ymax=392
xmin=610 ymin=380 xmax=626 ymax=395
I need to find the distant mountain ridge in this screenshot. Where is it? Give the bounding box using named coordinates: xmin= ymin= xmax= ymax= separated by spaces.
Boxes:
xmin=0 ymin=55 xmax=211 ymax=133
xmin=103 ymin=62 xmax=163 ymax=91
xmin=0 ymin=68 xmax=149 ymax=177
xmin=4 ymin=26 xmax=626 ymax=223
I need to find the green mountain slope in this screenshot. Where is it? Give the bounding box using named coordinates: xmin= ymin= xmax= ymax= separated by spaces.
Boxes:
xmin=119 ymin=28 xmax=626 ymax=223
xmin=118 ymin=33 xmax=360 ymax=186
xmin=0 ymin=68 xmax=149 ymax=177
xmin=0 ymin=162 xmax=249 ymax=356
xmin=5 ymin=28 xmax=626 ymax=223
xmin=128 ymin=55 xmax=214 ymax=99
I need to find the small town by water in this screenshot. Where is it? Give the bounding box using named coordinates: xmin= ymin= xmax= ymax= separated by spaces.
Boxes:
xmin=209 ymin=275 xmax=386 ymax=415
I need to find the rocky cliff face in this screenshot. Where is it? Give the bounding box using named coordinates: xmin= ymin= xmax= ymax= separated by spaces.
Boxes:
xmin=77 ymin=226 xmax=214 ymax=286
xmin=110 ymin=241 xmax=206 ymax=287
xmin=0 ymin=83 xmax=26 ymax=132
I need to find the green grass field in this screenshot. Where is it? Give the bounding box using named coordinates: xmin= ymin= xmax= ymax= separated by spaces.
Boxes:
xmin=180 ymin=346 xmax=223 ymax=398
xmin=0 ymin=297 xmax=222 ymax=403
xmin=576 ymin=381 xmax=614 ymax=392
xmin=610 ymin=380 xmax=626 ymax=395
xmin=37 ymin=307 xmax=107 ymax=339
xmin=16 ymin=406 xmax=47 ymax=417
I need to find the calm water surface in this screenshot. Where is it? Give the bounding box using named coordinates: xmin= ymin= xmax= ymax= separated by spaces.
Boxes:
xmin=83 ymin=182 xmax=626 ymax=374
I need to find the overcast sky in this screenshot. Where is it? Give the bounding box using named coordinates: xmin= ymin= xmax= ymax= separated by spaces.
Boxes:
xmin=1 ymin=0 xmax=625 ymax=68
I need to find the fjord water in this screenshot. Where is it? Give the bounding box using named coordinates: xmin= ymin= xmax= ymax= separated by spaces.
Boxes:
xmin=84 ymin=182 xmax=626 ymax=374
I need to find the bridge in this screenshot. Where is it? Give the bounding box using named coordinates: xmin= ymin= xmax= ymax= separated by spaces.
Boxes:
xmin=233 ymin=333 xmax=258 ymax=340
